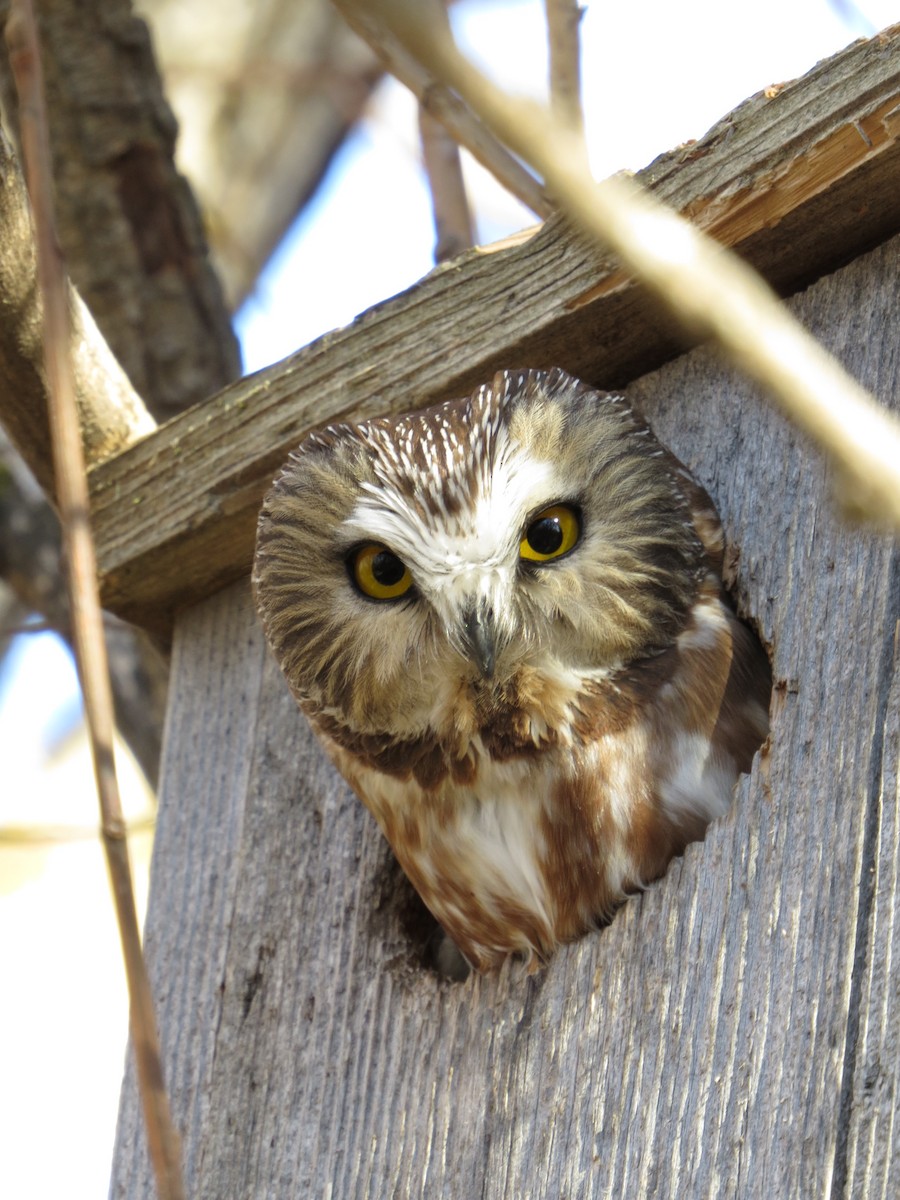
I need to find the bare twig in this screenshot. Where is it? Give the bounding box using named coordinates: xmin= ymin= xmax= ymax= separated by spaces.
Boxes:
xmin=419 ymin=106 xmax=476 ymax=260
xmin=332 ymin=0 xmax=552 ymax=219
xmin=418 ymin=0 xmax=474 ymax=262
xmin=545 ymin=0 xmax=584 ymax=132
xmin=5 ymin=5 xmax=185 ymax=1199
xmin=357 ymin=0 xmax=900 ymax=531
xmin=0 ymin=812 xmax=156 ymax=845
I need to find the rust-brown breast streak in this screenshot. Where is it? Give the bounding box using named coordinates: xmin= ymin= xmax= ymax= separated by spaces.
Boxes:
xmin=253 ymin=368 xmax=770 ymax=973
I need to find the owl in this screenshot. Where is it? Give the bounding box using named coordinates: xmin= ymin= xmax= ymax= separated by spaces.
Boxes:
xmin=253 ymin=368 xmax=770 ymax=973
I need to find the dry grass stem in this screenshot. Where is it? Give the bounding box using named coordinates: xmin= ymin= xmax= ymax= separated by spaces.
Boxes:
xmin=0 ymin=813 xmax=157 ymax=845
xmin=361 ymin=0 xmax=900 ymax=530
xmin=545 ymin=0 xmax=584 ymax=132
xmin=333 ymin=0 xmax=552 ymax=219
xmin=5 ymin=3 xmax=185 ymax=1197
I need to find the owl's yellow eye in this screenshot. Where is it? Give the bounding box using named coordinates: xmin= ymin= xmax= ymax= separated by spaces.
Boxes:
xmin=520 ymin=504 xmax=581 ymax=562
xmin=351 ymin=543 xmax=413 ymax=600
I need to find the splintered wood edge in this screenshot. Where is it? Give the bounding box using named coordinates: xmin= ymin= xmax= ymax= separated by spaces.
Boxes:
xmin=90 ymin=25 xmax=900 ymax=632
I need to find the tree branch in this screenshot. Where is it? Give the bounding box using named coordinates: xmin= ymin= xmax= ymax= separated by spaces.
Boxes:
xmin=143 ymin=0 xmax=385 ymax=311
xmin=419 ymin=104 xmax=476 ymax=260
xmin=418 ymin=0 xmax=474 ymax=263
xmin=0 ymin=118 xmax=154 ymax=497
xmin=0 ymin=0 xmax=241 ymax=423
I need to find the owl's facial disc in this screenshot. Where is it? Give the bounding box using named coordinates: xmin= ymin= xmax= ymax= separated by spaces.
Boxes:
xmin=340 ymin=492 xmax=586 ymax=687
xmin=254 ymin=367 xmax=714 ymax=738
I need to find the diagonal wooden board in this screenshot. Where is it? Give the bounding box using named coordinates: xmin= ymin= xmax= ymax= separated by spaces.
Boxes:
xmin=111 ymin=233 xmax=899 ymax=1198
xmin=90 ymin=26 xmax=900 ymax=633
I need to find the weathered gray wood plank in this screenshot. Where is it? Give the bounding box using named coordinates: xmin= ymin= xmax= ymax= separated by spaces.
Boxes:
xmin=841 ymin=603 xmax=900 ymax=1200
xmin=113 ymin=586 xmax=271 ymax=1190
xmin=112 ymin=235 xmax=899 ymax=1197
xmin=89 ymin=27 xmax=900 ymax=631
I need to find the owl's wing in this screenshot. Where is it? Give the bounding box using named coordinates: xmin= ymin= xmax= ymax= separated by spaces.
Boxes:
xmin=660 ymin=448 xmax=726 ymax=575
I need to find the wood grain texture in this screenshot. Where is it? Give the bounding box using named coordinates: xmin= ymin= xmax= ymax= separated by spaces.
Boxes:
xmin=840 ymin=613 xmax=900 ymax=1199
xmin=112 ymin=234 xmax=900 ymax=1197
xmin=89 ymin=26 xmax=900 ymax=631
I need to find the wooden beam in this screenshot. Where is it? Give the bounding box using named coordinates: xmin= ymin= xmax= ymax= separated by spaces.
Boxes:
xmin=90 ymin=26 xmax=900 ymax=630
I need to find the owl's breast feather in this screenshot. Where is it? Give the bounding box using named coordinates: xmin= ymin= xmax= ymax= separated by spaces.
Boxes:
xmin=311 ymin=587 xmax=768 ymax=972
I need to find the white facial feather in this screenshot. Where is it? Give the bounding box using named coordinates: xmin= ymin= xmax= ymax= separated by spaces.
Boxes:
xmin=344 ymin=426 xmax=560 ymax=630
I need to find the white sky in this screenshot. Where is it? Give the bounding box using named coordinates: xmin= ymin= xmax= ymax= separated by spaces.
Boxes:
xmin=1 ymin=0 xmax=898 ymax=1195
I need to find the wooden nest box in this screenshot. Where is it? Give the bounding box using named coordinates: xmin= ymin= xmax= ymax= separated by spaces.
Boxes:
xmin=105 ymin=31 xmax=900 ymax=1199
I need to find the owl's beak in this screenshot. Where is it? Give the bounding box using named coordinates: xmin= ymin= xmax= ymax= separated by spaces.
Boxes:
xmin=461 ymin=605 xmax=497 ymax=680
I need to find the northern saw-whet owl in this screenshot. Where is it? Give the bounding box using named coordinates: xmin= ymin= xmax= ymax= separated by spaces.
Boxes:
xmin=253 ymin=368 xmax=770 ymax=973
